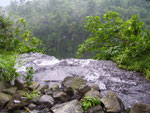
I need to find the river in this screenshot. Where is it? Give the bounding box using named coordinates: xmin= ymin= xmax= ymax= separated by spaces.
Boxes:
xmin=16 ymin=53 xmax=150 ymax=108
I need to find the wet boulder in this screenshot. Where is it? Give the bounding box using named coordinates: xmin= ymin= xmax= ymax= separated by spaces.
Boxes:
xmin=0 ymin=92 xmax=12 ymax=109
xmin=62 ymin=77 xmax=90 ymax=97
xmin=51 ymin=100 xmax=83 ymax=113
xmin=53 ymin=91 xmax=69 ymax=103
xmin=84 ymin=105 xmax=104 ymax=113
xmin=101 ymin=91 xmax=125 ymax=113
xmin=82 ymin=89 xmax=102 ymax=100
xmin=0 ymin=81 xmax=11 ymax=90
xmin=2 ymin=87 xmax=17 ymax=95
xmin=130 ymin=103 xmax=150 ymax=113
xmin=46 ymin=84 xmax=60 ymax=95
xmin=78 ymin=84 xmax=91 ymax=96
xmin=62 ymin=77 xmax=86 ymax=90
xmin=38 ymin=95 xmax=55 ymax=106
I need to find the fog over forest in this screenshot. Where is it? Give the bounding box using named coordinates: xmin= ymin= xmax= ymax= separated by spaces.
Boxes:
xmin=2 ymin=0 xmax=149 ymax=59
xmin=0 ymin=0 xmax=150 ymax=60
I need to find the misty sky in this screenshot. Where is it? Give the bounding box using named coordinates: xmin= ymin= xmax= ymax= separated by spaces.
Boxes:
xmin=0 ymin=0 xmax=11 ymax=6
xmin=0 ymin=0 xmax=32 ymax=7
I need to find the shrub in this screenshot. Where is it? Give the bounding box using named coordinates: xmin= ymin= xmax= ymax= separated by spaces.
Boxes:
xmin=23 ymin=67 xmax=34 ymax=87
xmin=22 ymin=90 xmax=41 ymax=100
xmin=81 ymin=96 xmax=101 ymax=111
xmin=0 ymin=50 xmax=19 ymax=81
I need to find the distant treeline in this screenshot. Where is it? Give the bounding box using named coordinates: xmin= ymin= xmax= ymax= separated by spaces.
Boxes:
xmin=5 ymin=0 xmax=150 ymax=58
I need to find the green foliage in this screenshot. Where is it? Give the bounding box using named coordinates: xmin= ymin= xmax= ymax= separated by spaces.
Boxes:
xmin=77 ymin=11 xmax=150 ymax=79
xmin=0 ymin=11 xmax=43 ymax=53
xmin=23 ymin=90 xmax=41 ymax=100
xmin=113 ymin=30 xmax=150 ymax=79
xmin=6 ymin=0 xmax=150 ymax=58
xmin=0 ymin=11 xmax=42 ymax=82
xmin=94 ymin=46 xmax=122 ymax=60
xmin=0 ymin=50 xmax=19 ymax=81
xmin=81 ymin=96 xmax=101 ymax=111
xmin=76 ymin=11 xmax=123 ymax=58
xmin=4 ymin=0 xmax=150 ymax=78
xmin=23 ymin=67 xmax=34 ymax=87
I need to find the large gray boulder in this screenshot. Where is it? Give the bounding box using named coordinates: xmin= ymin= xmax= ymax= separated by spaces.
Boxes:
xmin=39 ymin=95 xmax=55 ymax=106
xmin=130 ymin=103 xmax=150 ymax=113
xmin=82 ymin=89 xmax=102 ymax=100
xmin=62 ymin=77 xmax=86 ymax=90
xmin=62 ymin=77 xmax=90 ymax=97
xmin=53 ymin=91 xmax=69 ymax=103
xmin=51 ymin=100 xmax=83 ymax=113
xmin=101 ymin=91 xmax=125 ymax=113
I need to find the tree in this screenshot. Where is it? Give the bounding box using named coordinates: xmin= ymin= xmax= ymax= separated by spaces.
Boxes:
xmin=6 ymin=0 xmax=150 ymax=58
xmin=0 ymin=11 xmax=42 ymax=53
xmin=77 ymin=11 xmax=150 ymax=78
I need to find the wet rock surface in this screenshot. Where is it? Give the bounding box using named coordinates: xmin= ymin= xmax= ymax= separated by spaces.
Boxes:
xmin=16 ymin=53 xmax=150 ymax=108
xmin=0 ymin=75 xmax=150 ymax=113
xmin=84 ymin=105 xmax=104 ymax=113
xmin=53 ymin=91 xmax=69 ymax=103
xmin=129 ymin=103 xmax=150 ymax=113
xmin=82 ymin=89 xmax=102 ymax=100
xmin=38 ymin=95 xmax=55 ymax=105
xmin=0 ymin=92 xmax=12 ymax=109
xmin=101 ymin=91 xmax=125 ymax=113
xmin=51 ymin=100 xmax=83 ymax=113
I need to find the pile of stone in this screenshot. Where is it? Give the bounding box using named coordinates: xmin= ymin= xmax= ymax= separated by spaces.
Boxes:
xmin=0 ymin=77 xmax=150 ymax=113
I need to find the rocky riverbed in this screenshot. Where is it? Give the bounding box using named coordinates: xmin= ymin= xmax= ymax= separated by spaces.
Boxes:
xmin=0 ymin=76 xmax=150 ymax=113
xmin=15 ymin=53 xmax=150 ymax=108
xmin=1 ymin=52 xmax=150 ymax=112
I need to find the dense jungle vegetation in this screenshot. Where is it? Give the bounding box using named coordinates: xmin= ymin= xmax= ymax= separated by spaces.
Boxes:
xmin=0 ymin=0 xmax=150 ymax=81
xmin=5 ymin=0 xmax=150 ymax=58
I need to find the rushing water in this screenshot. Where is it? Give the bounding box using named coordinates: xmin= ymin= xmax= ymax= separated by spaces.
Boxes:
xmin=16 ymin=53 xmax=150 ymax=108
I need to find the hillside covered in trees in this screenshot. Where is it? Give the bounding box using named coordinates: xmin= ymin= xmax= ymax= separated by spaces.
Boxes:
xmin=5 ymin=0 xmax=150 ymax=58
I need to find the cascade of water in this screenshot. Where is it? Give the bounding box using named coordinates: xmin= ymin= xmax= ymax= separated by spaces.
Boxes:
xmin=16 ymin=53 xmax=150 ymax=108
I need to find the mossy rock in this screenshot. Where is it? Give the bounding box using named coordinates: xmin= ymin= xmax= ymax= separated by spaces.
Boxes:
xmin=0 ymin=81 xmax=11 ymax=91
xmin=130 ymin=103 xmax=150 ymax=113
xmin=0 ymin=92 xmax=12 ymax=109
xmin=2 ymin=87 xmax=17 ymax=95
xmin=62 ymin=77 xmax=86 ymax=90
